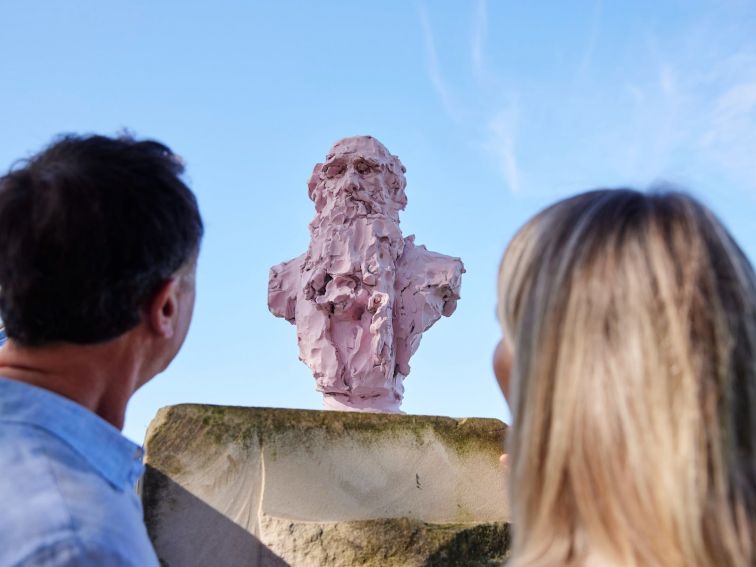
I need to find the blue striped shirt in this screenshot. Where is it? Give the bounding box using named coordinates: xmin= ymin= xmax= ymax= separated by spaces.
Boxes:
xmin=0 ymin=378 xmax=159 ymax=566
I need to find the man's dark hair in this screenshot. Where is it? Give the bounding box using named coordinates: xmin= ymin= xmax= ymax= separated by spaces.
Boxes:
xmin=0 ymin=134 xmax=204 ymax=346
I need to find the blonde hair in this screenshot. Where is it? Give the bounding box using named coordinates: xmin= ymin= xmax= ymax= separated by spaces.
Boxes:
xmin=498 ymin=189 xmax=755 ymax=567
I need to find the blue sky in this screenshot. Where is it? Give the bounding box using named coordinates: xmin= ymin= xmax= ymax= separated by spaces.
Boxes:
xmin=1 ymin=1 xmax=755 ymax=443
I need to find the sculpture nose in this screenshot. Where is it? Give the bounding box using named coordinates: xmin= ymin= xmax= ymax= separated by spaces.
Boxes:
xmin=341 ymin=169 xmax=360 ymax=193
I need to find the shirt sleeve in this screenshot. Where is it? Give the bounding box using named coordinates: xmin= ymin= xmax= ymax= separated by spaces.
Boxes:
xmin=17 ymin=536 xmax=159 ymax=567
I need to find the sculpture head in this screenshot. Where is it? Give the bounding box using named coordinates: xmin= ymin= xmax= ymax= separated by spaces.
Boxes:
xmin=307 ymin=136 xmax=407 ymax=218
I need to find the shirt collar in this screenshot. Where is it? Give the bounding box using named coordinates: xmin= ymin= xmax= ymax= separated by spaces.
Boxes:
xmin=0 ymin=377 xmax=144 ymax=491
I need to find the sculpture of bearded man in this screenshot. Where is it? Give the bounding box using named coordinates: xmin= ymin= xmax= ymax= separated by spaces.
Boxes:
xmin=269 ymin=136 xmax=464 ymax=412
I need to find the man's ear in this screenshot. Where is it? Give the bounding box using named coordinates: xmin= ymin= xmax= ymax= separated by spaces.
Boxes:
xmin=147 ymin=278 xmax=180 ymax=338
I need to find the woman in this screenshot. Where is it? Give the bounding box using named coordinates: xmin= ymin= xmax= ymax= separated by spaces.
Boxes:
xmin=493 ymin=189 xmax=754 ymax=566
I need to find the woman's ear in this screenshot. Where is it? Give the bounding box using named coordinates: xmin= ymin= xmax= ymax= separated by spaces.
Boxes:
xmin=147 ymin=278 xmax=180 ymax=338
xmin=493 ymin=339 xmax=513 ymax=403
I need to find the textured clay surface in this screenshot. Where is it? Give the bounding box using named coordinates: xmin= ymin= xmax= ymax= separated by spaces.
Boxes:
xmin=269 ymin=136 xmax=464 ymax=412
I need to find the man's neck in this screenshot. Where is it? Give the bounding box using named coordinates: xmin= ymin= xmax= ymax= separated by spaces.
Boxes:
xmin=0 ymin=332 xmax=149 ymax=430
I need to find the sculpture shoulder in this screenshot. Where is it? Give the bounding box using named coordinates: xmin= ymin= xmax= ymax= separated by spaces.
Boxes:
xmin=397 ymin=236 xmax=465 ymax=289
xmin=268 ymin=253 xmax=306 ymax=323
xmin=396 ymin=236 xmax=464 ymax=321
xmin=270 ymin=253 xmax=306 ymax=277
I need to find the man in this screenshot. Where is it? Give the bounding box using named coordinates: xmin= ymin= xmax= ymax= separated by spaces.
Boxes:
xmin=0 ymin=135 xmax=203 ymax=566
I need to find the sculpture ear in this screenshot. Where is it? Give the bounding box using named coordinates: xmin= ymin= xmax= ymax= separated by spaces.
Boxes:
xmin=307 ymin=163 xmax=323 ymax=201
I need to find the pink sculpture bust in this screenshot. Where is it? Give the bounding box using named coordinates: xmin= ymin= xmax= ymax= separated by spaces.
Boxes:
xmin=269 ymin=136 xmax=464 ymax=412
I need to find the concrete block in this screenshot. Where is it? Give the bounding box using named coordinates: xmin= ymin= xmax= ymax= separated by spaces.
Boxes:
xmin=141 ymin=405 xmax=510 ymax=566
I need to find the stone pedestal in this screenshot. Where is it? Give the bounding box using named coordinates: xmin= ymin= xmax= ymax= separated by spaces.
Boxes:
xmin=141 ymin=405 xmax=510 ymax=566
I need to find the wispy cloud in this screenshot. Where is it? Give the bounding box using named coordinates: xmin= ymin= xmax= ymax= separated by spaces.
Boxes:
xmin=418 ymin=2 xmax=756 ymax=198
xmin=418 ymin=3 xmax=462 ymax=123
xmin=576 ymin=0 xmax=603 ymax=77
xmin=700 ymin=80 xmax=756 ymax=187
xmin=471 ymin=0 xmax=487 ymax=76
xmin=487 ymin=106 xmax=521 ymax=194
xmin=419 ymin=0 xmax=523 ymax=192
xmin=702 ymin=82 xmax=756 ymax=145
xmin=658 ymin=63 xmax=677 ymax=99
xmin=471 ymin=0 xmax=522 ymax=194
